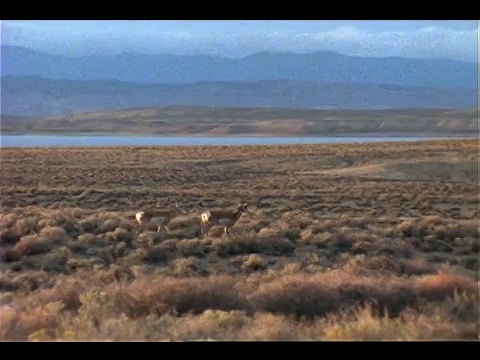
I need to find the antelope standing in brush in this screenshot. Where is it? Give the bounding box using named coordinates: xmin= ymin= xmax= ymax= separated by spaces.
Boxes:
xmin=135 ymin=201 xmax=187 ymax=233
xmin=199 ymin=201 xmax=251 ymax=237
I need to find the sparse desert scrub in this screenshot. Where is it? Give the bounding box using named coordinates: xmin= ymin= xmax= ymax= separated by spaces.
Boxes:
xmin=339 ymin=254 xmax=436 ymax=276
xmin=78 ymin=213 xmax=123 ymax=234
xmin=0 ymin=270 xmax=54 ymax=292
xmin=241 ymin=254 xmax=268 ymax=272
xmin=176 ymin=238 xmax=209 ymax=257
xmin=2 ymin=291 xmax=476 ymax=341
xmin=145 ymin=243 xmax=176 ymax=265
xmin=210 ymin=232 xmax=295 ymax=257
xmin=10 ymin=226 xmax=70 ymax=257
xmin=171 ymin=257 xmax=200 ymax=276
xmin=105 ymin=228 xmax=134 ymax=246
xmin=391 ymin=216 xmax=479 ymax=240
xmin=320 ymin=301 xmax=478 ymax=340
xmin=0 ymin=139 xmax=477 ymax=341
xmin=107 ymin=275 xmax=251 ymax=318
xmin=1 ymin=271 xmax=476 ymax=341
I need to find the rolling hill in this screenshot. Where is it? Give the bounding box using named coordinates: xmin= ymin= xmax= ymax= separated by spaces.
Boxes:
xmin=2 ymin=106 xmax=477 ymax=136
xmin=1 ymin=76 xmax=477 ymax=118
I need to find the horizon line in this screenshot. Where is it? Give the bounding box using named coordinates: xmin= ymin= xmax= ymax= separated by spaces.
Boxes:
xmin=1 ymin=44 xmax=477 ymax=64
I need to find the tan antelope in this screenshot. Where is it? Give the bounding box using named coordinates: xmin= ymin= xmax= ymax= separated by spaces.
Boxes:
xmin=199 ymin=201 xmax=251 ymax=237
xmin=135 ymin=201 xmax=187 ymax=233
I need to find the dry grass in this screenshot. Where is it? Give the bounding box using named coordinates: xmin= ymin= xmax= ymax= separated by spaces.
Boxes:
xmin=0 ymin=139 xmax=478 ymax=341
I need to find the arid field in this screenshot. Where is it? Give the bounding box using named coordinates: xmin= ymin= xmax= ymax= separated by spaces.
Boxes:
xmin=0 ymin=139 xmax=478 ymax=341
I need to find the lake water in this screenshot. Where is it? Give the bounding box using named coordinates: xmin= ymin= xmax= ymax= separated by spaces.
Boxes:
xmin=1 ymin=135 xmax=476 ymax=148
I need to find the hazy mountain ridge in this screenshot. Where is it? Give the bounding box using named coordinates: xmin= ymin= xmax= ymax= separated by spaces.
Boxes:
xmin=1 ymin=76 xmax=477 ymax=118
xmin=2 ymin=45 xmax=477 ymax=89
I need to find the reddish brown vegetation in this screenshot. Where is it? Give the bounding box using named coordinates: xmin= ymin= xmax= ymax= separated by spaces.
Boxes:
xmin=0 ymin=139 xmax=477 ymax=341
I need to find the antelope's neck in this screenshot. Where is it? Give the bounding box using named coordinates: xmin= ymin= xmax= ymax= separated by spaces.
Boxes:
xmin=233 ymin=209 xmax=244 ymax=221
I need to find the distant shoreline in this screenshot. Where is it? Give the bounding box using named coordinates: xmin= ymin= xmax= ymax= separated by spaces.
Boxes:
xmin=2 ymin=132 xmax=477 ymax=138
xmin=2 ymin=133 xmax=476 ymax=149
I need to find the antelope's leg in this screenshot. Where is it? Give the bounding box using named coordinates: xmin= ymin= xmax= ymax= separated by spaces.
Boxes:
xmin=200 ymin=223 xmax=209 ymax=237
xmin=147 ymin=237 xmax=154 ymax=248
xmin=223 ymin=226 xmax=230 ymax=237
xmin=156 ymin=218 xmax=167 ymax=233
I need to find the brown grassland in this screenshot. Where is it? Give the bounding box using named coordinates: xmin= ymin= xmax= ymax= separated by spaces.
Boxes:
xmin=0 ymin=139 xmax=478 ymax=341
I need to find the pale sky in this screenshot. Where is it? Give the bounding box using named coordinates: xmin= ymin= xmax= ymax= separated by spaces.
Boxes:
xmin=1 ymin=20 xmax=478 ymax=62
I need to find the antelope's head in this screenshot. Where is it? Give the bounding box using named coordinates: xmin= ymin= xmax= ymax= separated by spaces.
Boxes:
xmin=237 ymin=201 xmax=251 ymax=215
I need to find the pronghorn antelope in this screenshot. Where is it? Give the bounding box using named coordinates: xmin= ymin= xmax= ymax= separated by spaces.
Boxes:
xmin=135 ymin=201 xmax=187 ymax=233
xmin=199 ymin=201 xmax=251 ymax=237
